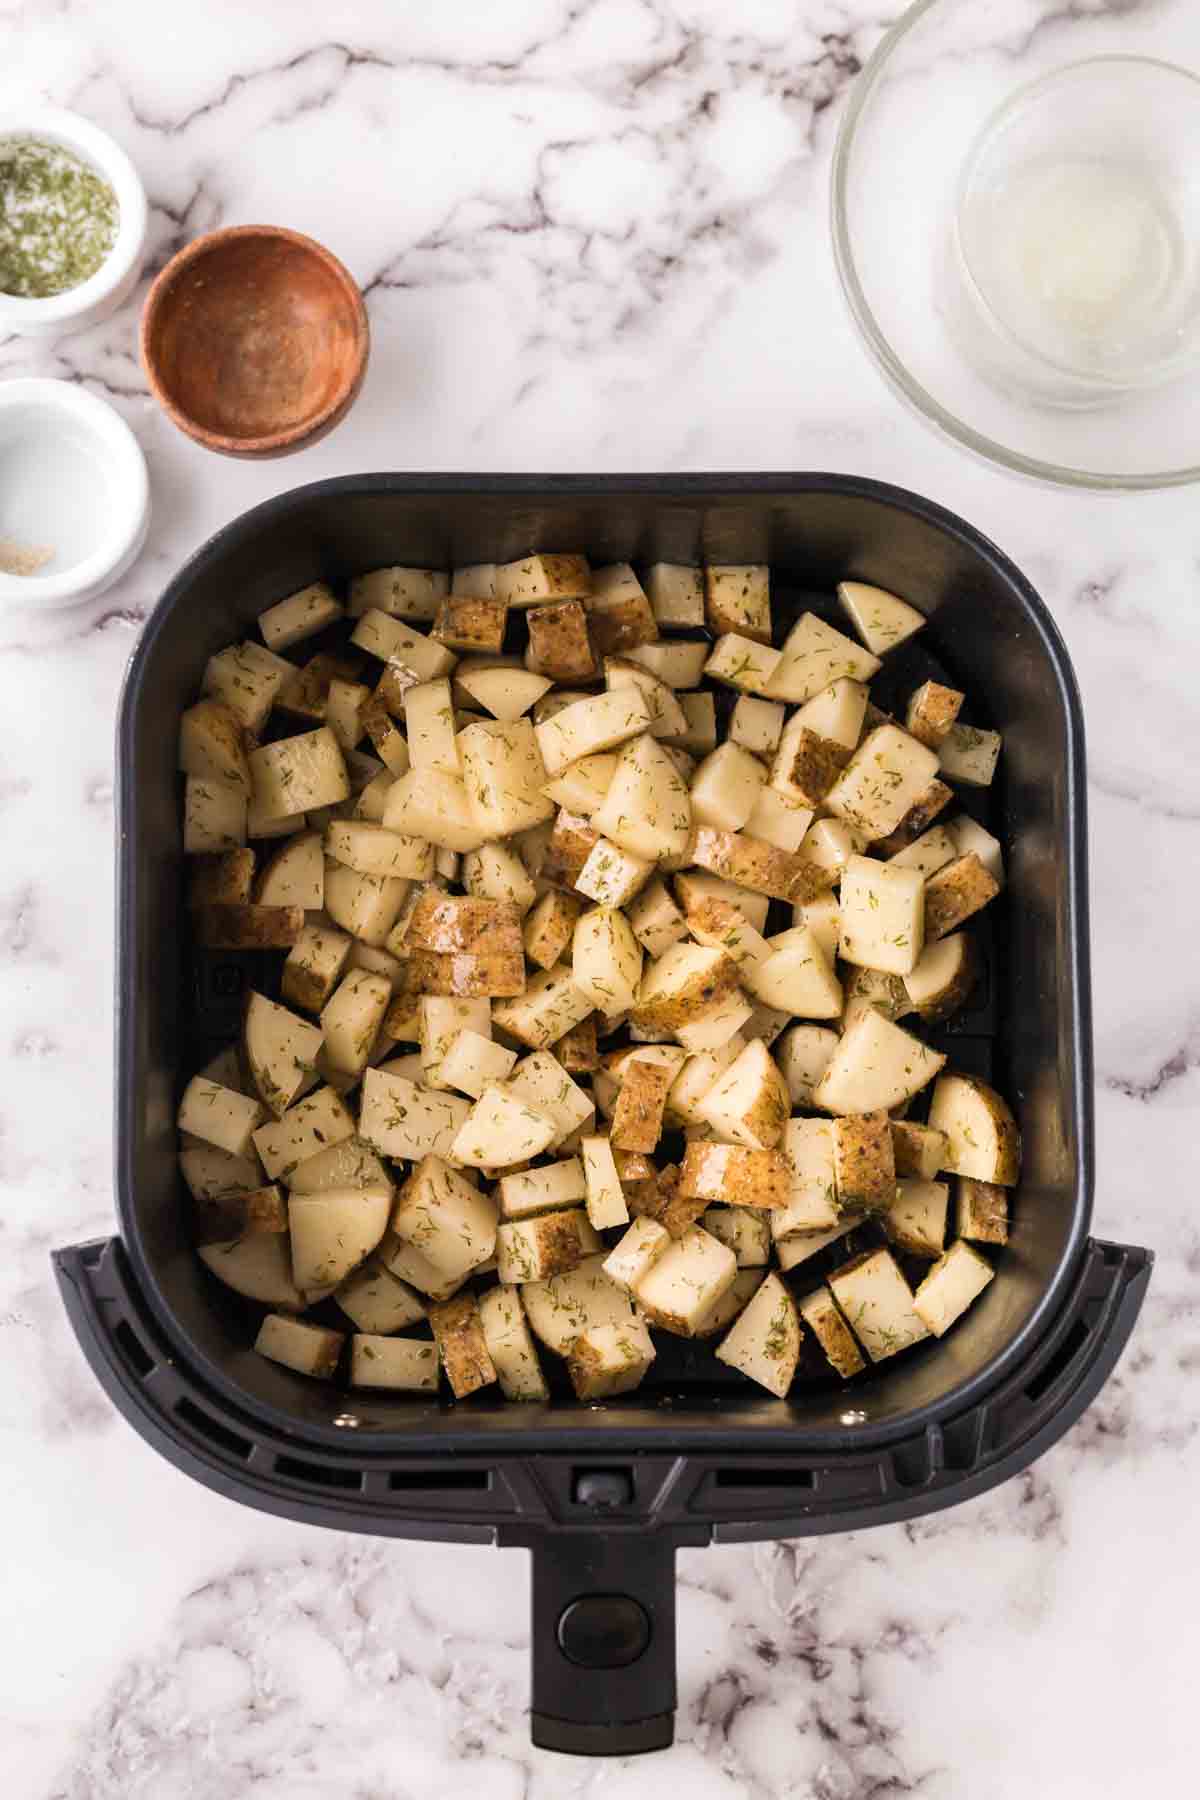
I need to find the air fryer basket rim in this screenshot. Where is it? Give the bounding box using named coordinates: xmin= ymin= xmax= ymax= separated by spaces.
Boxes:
xmin=114 ymin=470 xmax=1093 ymax=1455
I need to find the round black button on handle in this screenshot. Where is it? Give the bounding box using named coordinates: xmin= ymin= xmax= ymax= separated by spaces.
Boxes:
xmin=557 ymin=1594 xmax=651 ymax=1669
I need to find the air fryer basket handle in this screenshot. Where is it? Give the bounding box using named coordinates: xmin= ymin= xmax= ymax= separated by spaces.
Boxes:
xmin=526 ymin=1529 xmax=678 ymax=1755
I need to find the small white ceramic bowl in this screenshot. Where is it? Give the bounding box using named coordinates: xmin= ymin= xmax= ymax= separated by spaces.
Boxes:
xmin=0 ymin=379 xmax=149 ymax=610
xmin=0 ymin=105 xmax=148 ymax=338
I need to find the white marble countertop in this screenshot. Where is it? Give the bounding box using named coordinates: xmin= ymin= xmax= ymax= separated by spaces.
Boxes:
xmin=2 ymin=3 xmax=1195 ymax=1794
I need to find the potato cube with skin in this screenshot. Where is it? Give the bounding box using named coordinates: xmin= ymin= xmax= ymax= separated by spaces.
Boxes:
xmin=581 ymin=1135 xmax=629 ymax=1230
xmin=567 ymin=1316 xmax=657 ymax=1399
xmin=460 ymin=720 xmax=556 ymax=844
xmin=289 ymin=1186 xmax=393 ymax=1293
xmin=890 ymin=823 xmax=958 ymax=878
xmin=438 ymin=1028 xmax=517 ymax=1099
xmin=886 ymin=1179 xmax=949 ymax=1258
xmin=775 ymin=1215 xmax=864 ymax=1272
xmin=674 ymin=873 xmax=769 ymax=934
xmin=535 ymin=688 xmax=654 ymax=778
xmin=838 ymin=855 xmax=925 ymax=977
xmin=632 ymin=941 xmax=741 ymax=1034
xmin=645 ymin=562 xmax=704 ymax=628
xmin=927 ymin=1073 xmax=1021 ymax=1185
xmin=729 ymin=695 xmax=785 ymax=757
xmin=179 ymin=698 xmax=250 ymax=795
xmin=281 ymin=923 xmax=353 ymax=1014
xmin=793 ymin=890 xmax=840 ymax=962
xmin=837 ymin=580 xmax=925 ymax=656
xmin=418 ymin=996 xmax=491 ymax=1090
xmin=587 ymin=564 xmax=658 ymax=656
xmin=799 ymin=1288 xmax=865 ymax=1379
xmin=575 ymin=836 xmax=654 ymax=908
xmin=913 ymin=1240 xmax=995 ymax=1336
xmin=769 ymin=717 xmax=850 ymax=809
xmin=255 ymin=1314 xmax=344 ymax=1379
xmin=904 ymin=932 xmax=978 ymax=1023
xmin=704 ymin=633 xmax=782 ymax=695
xmin=557 ymin=1016 xmax=599 ymax=1073
xmin=496 ymin=1209 xmax=594 ymax=1283
xmin=592 ymin=733 xmax=692 ymax=863
xmin=522 ymin=1252 xmax=637 ymax=1353
xmin=795 ymin=677 xmax=869 ymax=752
xmin=635 ymin=1225 xmax=737 ymax=1336
xmin=938 ymin=723 xmax=1002 ymax=787
xmin=520 ymin=889 xmax=579 ymax=971
xmin=184 ymin=775 xmax=247 ymax=852
xmin=740 ymin=925 xmax=841 ymax=1021
xmin=492 ymin=965 xmax=593 ymax=1049
xmin=775 ymin=1023 xmax=839 ymax=1109
xmin=715 ymin=1271 xmax=801 ymax=1396
xmin=496 ymin=553 xmax=590 ymax=607
xmin=702 ymin=1205 xmax=771 ymax=1266
xmin=178 ymin=1077 xmax=264 ymax=1157
xmin=680 ymin=894 xmax=770 ymax=970
xmin=690 ymin=827 xmax=807 ymax=902
xmin=194 ymin=903 xmax=304 ymax=952
xmin=603 ymin=1216 xmax=671 ymax=1290
xmin=603 ymin=656 xmax=688 ymax=741
xmin=189 ymin=847 xmax=255 ymax=909
xmin=335 ymin=1258 xmax=426 ymax=1334
xmin=250 ymin=727 xmax=350 ymax=818
xmin=478 ymin=1285 xmax=549 ymax=1400
xmin=572 ymin=906 xmax=643 ymax=1016
xmin=462 ymin=841 xmax=537 ymax=914
xmin=350 ymin=610 xmax=457 ymax=683
xmin=905 ymin=680 xmax=963 ymax=750
xmin=350 ymin=1335 xmax=439 ymax=1391
xmin=891 ymin=1120 xmax=949 ymax=1181
xmin=429 ymin=1292 xmax=497 ymax=1398
xmin=526 ymin=598 xmax=596 ymax=681
xmin=689 ymin=742 xmax=767 ymax=833
xmin=626 ymin=876 xmax=688 ymax=958
xmin=499 ymin=1157 xmax=587 ymax=1221
xmin=822 ymin=725 xmax=940 ymax=842
xmin=946 ymin=815 xmax=1005 ymax=887
xmin=957 ymin=1177 xmax=1010 ymax=1245
xmin=432 ymin=594 xmax=507 ymax=655
xmin=358 ymin=1068 xmax=469 ymax=1164
xmin=666 ymin=1036 xmax=746 ymax=1125
xmin=925 ymin=853 xmax=999 ymax=941
xmin=506 ymin=1051 xmax=595 ymax=1147
xmin=872 ymin=779 xmax=954 ymax=857
xmin=695 ymin=1039 xmax=789 ymax=1150
xmin=829 ymin=1248 xmax=930 ymax=1363
xmin=451 ymin=1085 xmax=559 ymax=1170
xmin=765 ymin=613 xmax=880 ymax=704
xmin=360 ymin=697 xmax=411 ymax=775
xmin=541 ymin=808 xmax=598 ymax=893
xmin=349 ymin=566 xmax=448 ymax=620
xmin=774 ymin=1117 xmax=839 ymax=1236
xmin=389 ymin=1155 xmax=498 ymax=1286
xmin=610 ymin=1053 xmax=674 ymax=1153
xmin=813 ymin=1010 xmax=946 ymax=1117
xmin=704 ymin=565 xmax=771 ymax=643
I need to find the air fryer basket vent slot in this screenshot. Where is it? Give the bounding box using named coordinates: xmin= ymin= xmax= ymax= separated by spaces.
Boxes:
xmin=276 ymin=1454 xmax=364 ymax=1492
xmin=115 ymin=1318 xmax=154 ymax=1379
xmin=1025 ymin=1316 xmax=1091 ymax=1403
xmin=175 ymin=1396 xmax=253 ymax=1461
xmin=713 ymin=1466 xmax=815 ymax=1490
xmin=389 ymin=1468 xmax=491 ymax=1493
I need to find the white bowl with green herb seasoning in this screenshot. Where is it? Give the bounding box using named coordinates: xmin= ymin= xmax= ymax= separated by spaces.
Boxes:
xmin=0 ymin=105 xmax=147 ymax=337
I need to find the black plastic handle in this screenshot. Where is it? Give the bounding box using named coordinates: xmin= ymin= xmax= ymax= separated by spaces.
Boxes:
xmin=527 ymin=1530 xmax=677 ymax=1755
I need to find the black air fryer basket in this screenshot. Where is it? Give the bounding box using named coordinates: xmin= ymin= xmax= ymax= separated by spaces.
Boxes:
xmin=54 ymin=475 xmax=1151 ymax=1756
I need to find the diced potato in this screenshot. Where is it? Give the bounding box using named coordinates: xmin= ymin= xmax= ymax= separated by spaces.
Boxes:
xmin=462 ymin=841 xmax=537 ymax=914
xmin=360 ymin=696 xmax=411 ymax=774
xmin=535 ymin=688 xmax=654 ymax=779
xmin=765 ymin=612 xmax=880 ymax=704
xmin=579 ymin=1135 xmax=629 ymax=1230
xmin=542 ymin=752 xmax=618 ymax=819
xmin=255 ymin=1313 xmax=344 ymax=1378
xmin=774 ymin=1215 xmax=864 ymax=1272
xmin=252 ymin=832 xmax=321 ymax=909
xmin=587 ymin=564 xmax=658 ymax=656
xmin=499 ymin=1157 xmax=588 ymax=1220
xmin=506 ymin=1051 xmax=595 ymax=1147
xmin=281 ymin=923 xmax=353 ymax=1013
xmin=571 ymin=906 xmax=643 ymax=1016
xmin=179 ymin=698 xmax=250 ymax=798
xmin=627 ymin=639 xmax=710 ymax=690
xmin=714 ymin=1271 xmax=800 ymax=1396
xmin=702 ymin=1205 xmax=771 ymax=1265
xmin=957 ymin=1177 xmax=1010 ymax=1245
xmin=451 ymin=1084 xmax=559 ymax=1169
xmin=885 ymin=1178 xmax=949 ymax=1258
xmin=188 ymin=848 xmax=255 ymax=909
xmin=557 ymin=1016 xmax=599 ymax=1073
xmin=326 ymin=819 xmax=433 ymax=880
xmin=693 ymin=1267 xmax=765 ymax=1337
xmin=192 ymin=1183 xmax=287 ymax=1246
xmin=193 ymin=904 xmax=304 ymax=951
xmin=794 ymin=679 xmax=868 ymax=753
xmin=253 ymin=1085 xmax=356 ymax=1180
xmin=635 ymin=1225 xmax=737 ymax=1336
xmin=626 ymin=876 xmax=688 ymax=958
xmin=335 ymin=1258 xmax=425 ymax=1333
xmin=603 ymin=1216 xmax=671 ymax=1290
xmin=349 ymin=566 xmax=447 ymax=620
xmin=704 ymin=633 xmax=782 ymax=695
xmin=904 ymin=931 xmax=979 ymax=1023
xmin=927 ymin=1072 xmax=1021 ymax=1185
xmin=178 ymin=1075 xmax=264 ymax=1157
xmin=703 ymin=565 xmax=771 ymax=643
xmin=457 ymin=663 xmax=553 ymax=722
xmin=359 ymin=1068 xmax=469 ymax=1163
xmin=690 ymin=826 xmax=806 ymax=902
xmin=198 ymin=1233 xmax=303 ymax=1309
xmin=324 ymin=864 xmax=411 ymax=946
xmin=905 ymin=680 xmax=963 ymax=749
xmin=742 ymin=925 xmax=843 ymax=1019
xmin=258 ymin=582 xmax=343 ymax=654
xmin=890 ymin=823 xmax=957 ymax=878
xmin=729 ymin=695 xmax=785 ymax=757
xmin=496 ymin=553 xmax=590 ymax=607
xmin=492 ymin=965 xmax=593 ymax=1049
xmin=836 ymin=580 xmax=925 ymax=656
xmin=829 ymin=1248 xmax=930 ymax=1363
xmin=389 ymin=1154 xmax=498 ymax=1285
xmin=289 ymin=1186 xmax=392 ymax=1292
xmin=401 ymin=678 xmax=459 ymax=778
xmin=838 ymin=855 xmax=925 ymax=977
xmin=822 ymin=724 xmax=940 ymax=841
xmin=432 ymin=594 xmax=507 ymax=655
xmin=350 ymin=609 xmax=457 ymax=684
xmin=946 ymin=814 xmax=1005 ymax=887
xmin=609 ymin=1053 xmax=674 ymax=1153
xmin=925 ymin=853 xmax=1000 ymax=940
xmin=525 ymin=598 xmax=596 ymax=682
xmin=242 ymin=991 xmax=323 ymax=1118
xmin=603 ymin=656 xmax=687 ymax=740
xmin=519 ymin=889 xmax=577 ymax=971
xmin=350 ymin=1334 xmax=439 ymax=1391
xmin=679 ymin=891 xmax=770 ymax=970
xmin=407 ymin=889 xmax=527 ymax=995
xmin=382 ymin=768 xmax=487 ymax=854
xmin=378 ymin=1235 xmax=464 ymax=1302
xmin=769 ymin=716 xmax=850 ymax=809
xmin=841 ymin=966 xmax=911 ymax=1034
xmin=872 ymin=779 xmax=953 ymax=856
xmin=666 ymin=1036 xmax=746 ymax=1125
xmin=276 ymin=652 xmax=363 ymax=727
xmin=249 ymin=726 xmax=350 ymax=818
xmin=775 ymin=1023 xmax=839 ymax=1108
xmin=451 ymin=564 xmax=497 ymax=599
xmin=567 ymin=1317 xmax=657 ymax=1399
xmin=831 ymin=1112 xmax=895 ymax=1213
xmin=202 ymin=641 xmax=291 ymax=734
xmin=539 ymin=808 xmax=596 ymax=892
xmin=478 ymin=1285 xmax=549 ymax=1400
xmin=590 ymin=733 xmax=692 ymax=864
xmin=496 ymin=1209 xmax=595 ymax=1283
xmin=813 ymin=1010 xmax=946 ymax=1116
xmin=416 ymin=996 xmax=492 ymax=1092
xmin=666 ymin=692 xmax=719 ymax=758
xmin=673 ymin=989 xmax=753 ymax=1057
xmin=773 ymin=1117 xmax=839 ymax=1235
xmin=938 ymin=723 xmax=1002 ymax=787
xmin=631 ymin=941 xmax=741 ymax=1036
xmin=889 ymin=1120 xmax=948 ymax=1182
xmin=798 ymin=1288 xmax=865 ymax=1378
xmin=689 ymin=742 xmax=767 ymax=833
xmin=438 ymin=1027 xmax=517 ymax=1098
xmin=792 ymin=890 xmax=840 ymax=962
xmin=285 ymin=1137 xmax=389 ymax=1196
xmin=459 ymin=718 xmax=555 ymax=838
xmin=645 ymin=561 xmax=704 ymax=628
xmin=179 ymin=1140 xmax=262 ymax=1204
xmin=694 ymin=1039 xmax=789 ymax=1150
xmin=913 ymin=1240 xmax=995 ymax=1336
xmin=318 ymin=969 xmax=390 ymax=1079
xmin=184 ymin=775 xmax=247 ymax=852
xmin=430 ymin=1292 xmax=497 ymax=1398
xmin=523 ymin=1252 xmax=638 ymax=1354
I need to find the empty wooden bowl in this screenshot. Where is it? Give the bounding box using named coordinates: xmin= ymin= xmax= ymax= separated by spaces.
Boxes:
xmin=140 ymin=226 xmax=369 ymax=458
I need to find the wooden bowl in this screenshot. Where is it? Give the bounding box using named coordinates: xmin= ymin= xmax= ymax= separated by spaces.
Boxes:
xmin=140 ymin=226 xmax=369 ymax=458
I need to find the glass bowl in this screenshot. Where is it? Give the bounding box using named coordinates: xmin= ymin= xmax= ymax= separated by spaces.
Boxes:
xmin=832 ymin=0 xmax=1200 ymax=489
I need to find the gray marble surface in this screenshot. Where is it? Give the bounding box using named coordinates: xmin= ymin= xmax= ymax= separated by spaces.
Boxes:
xmin=1 ymin=2 xmax=1195 ymax=1794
